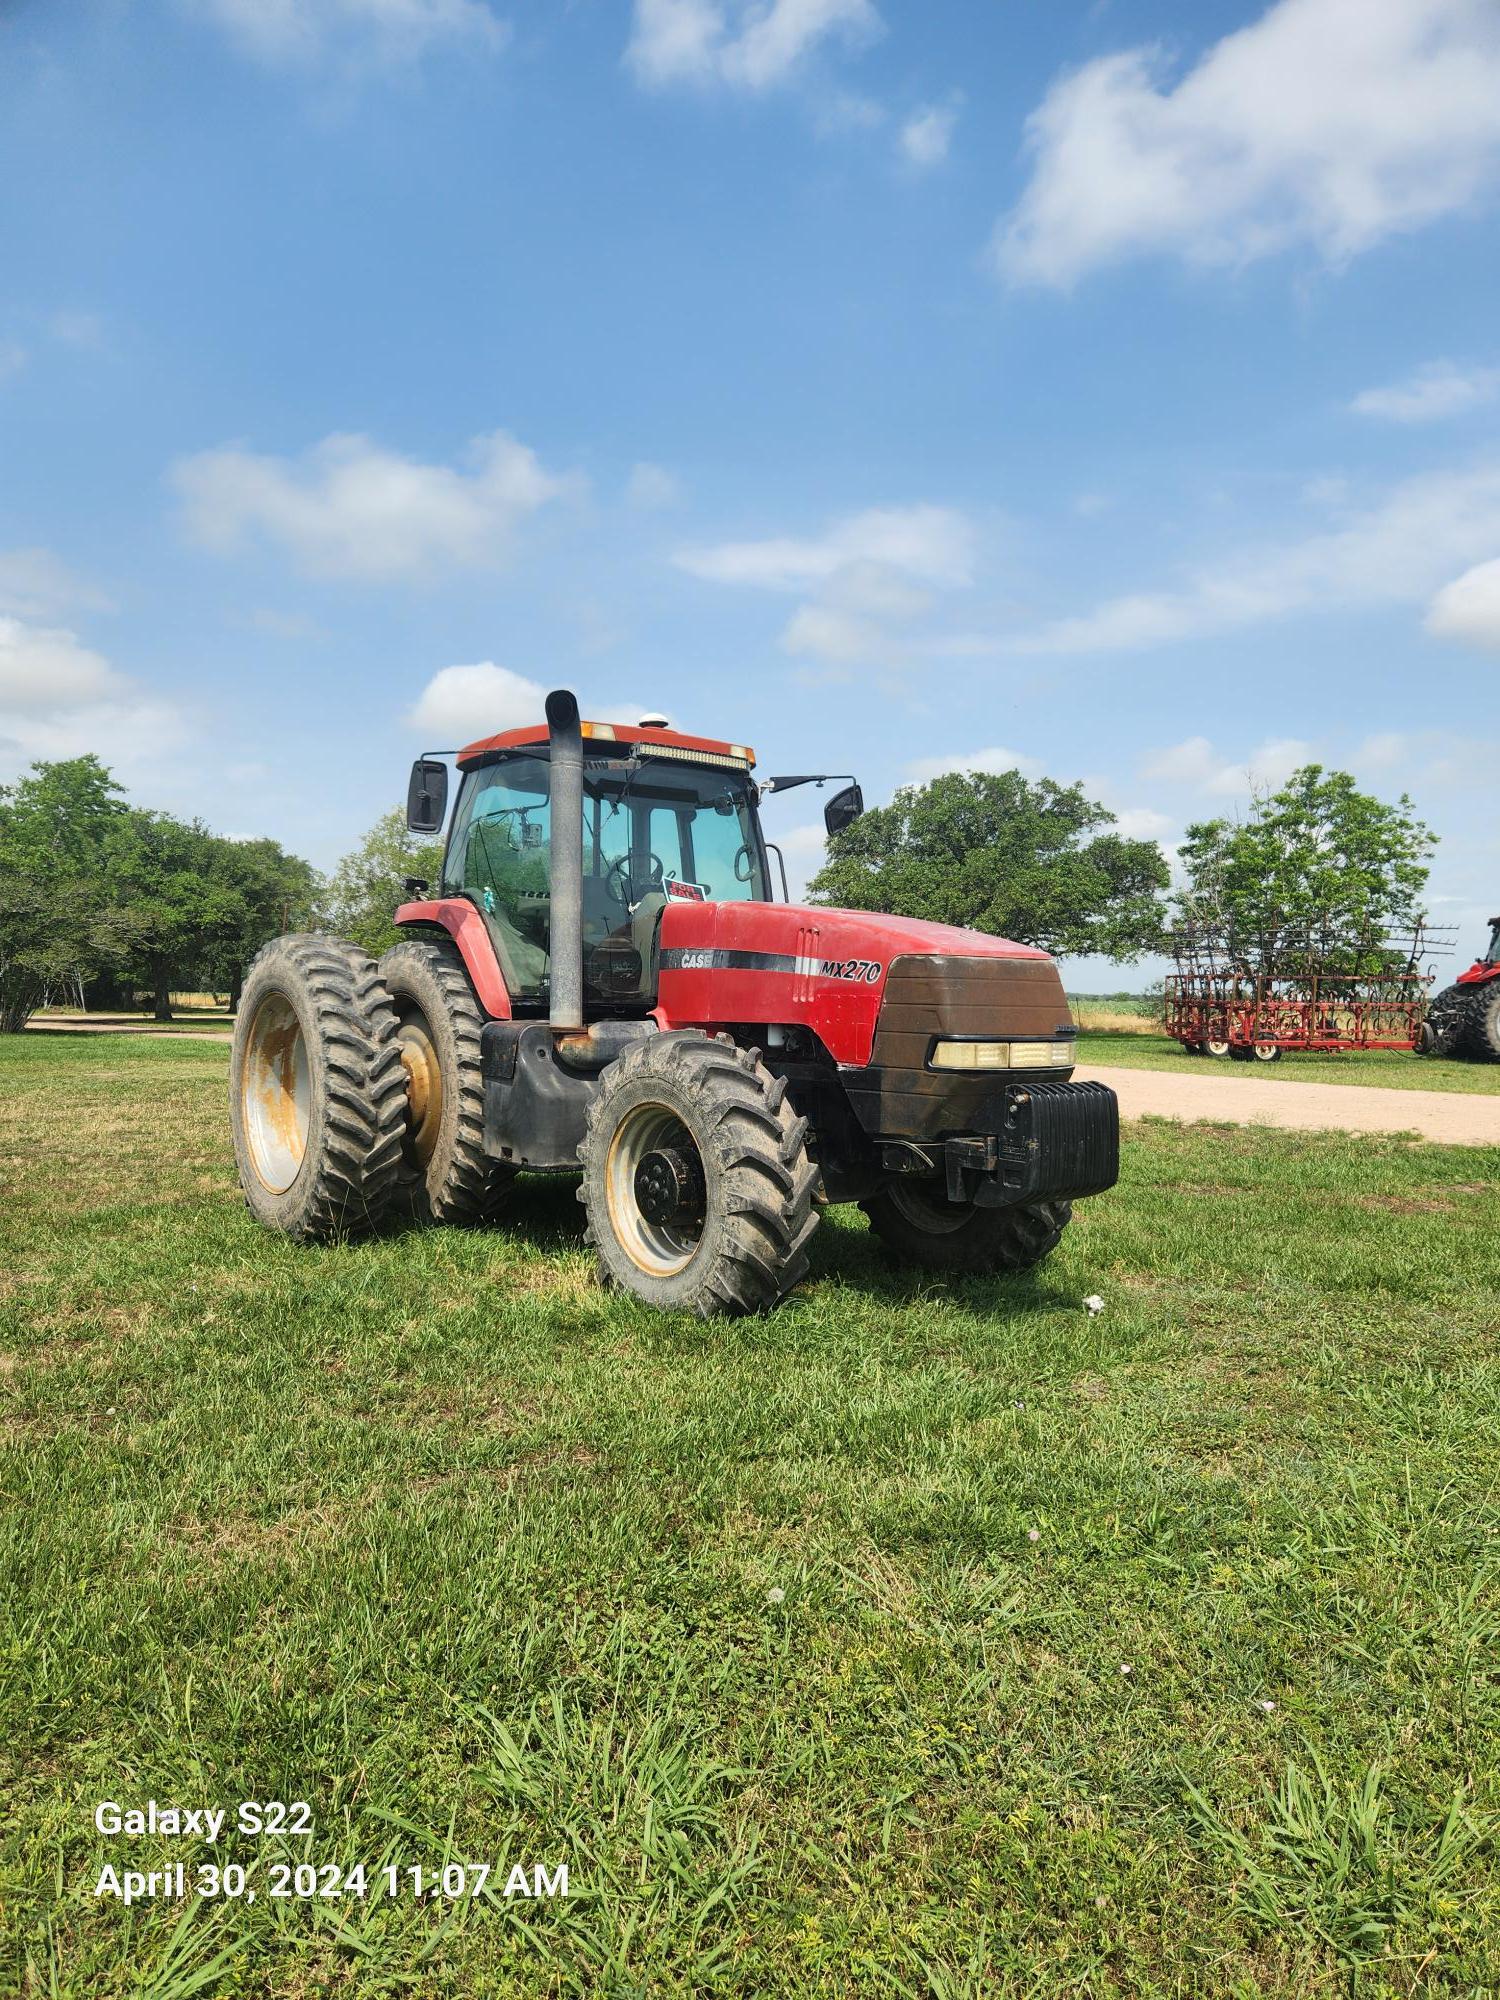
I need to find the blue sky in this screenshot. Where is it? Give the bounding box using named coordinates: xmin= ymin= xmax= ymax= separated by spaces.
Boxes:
xmin=2 ymin=0 xmax=1498 ymax=984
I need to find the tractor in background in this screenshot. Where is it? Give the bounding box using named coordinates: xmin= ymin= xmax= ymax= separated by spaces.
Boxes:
xmin=229 ymin=691 xmax=1118 ymax=1316
xmin=1418 ymin=918 xmax=1500 ymax=1061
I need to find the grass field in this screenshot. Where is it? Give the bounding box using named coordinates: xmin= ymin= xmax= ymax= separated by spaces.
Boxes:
xmin=3 ymin=1033 xmax=1499 ymax=1997
xmin=1077 ymin=1031 xmax=1500 ymax=1097
xmin=1068 ymin=997 xmax=1161 ymax=1036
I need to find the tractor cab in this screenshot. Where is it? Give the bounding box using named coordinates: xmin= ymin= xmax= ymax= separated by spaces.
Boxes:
xmin=427 ymin=721 xmax=771 ymax=1016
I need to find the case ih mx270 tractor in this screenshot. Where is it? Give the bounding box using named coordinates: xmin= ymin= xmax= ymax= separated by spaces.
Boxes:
xmin=1419 ymin=918 xmax=1500 ymax=1061
xmin=230 ymin=692 xmax=1119 ymax=1316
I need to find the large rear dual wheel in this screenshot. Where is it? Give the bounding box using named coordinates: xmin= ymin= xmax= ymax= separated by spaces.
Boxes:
xmin=231 ymin=934 xmax=509 ymax=1241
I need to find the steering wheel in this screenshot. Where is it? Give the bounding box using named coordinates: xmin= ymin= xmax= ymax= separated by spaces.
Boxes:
xmin=606 ymin=852 xmax=666 ymax=908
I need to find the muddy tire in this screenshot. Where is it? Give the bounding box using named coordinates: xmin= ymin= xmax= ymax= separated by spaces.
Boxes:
xmin=378 ymin=937 xmax=515 ymax=1224
xmin=578 ymin=1030 xmax=819 ymax=1316
xmin=1204 ymin=1038 xmax=1231 ymax=1058
xmin=1457 ymin=980 xmax=1500 ymax=1061
xmin=862 ymin=1184 xmax=1070 ymax=1276
xmin=230 ymin=933 xmax=407 ymax=1241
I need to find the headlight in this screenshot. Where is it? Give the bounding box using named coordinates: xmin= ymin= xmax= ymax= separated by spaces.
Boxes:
xmin=929 ymin=1039 xmax=1072 ymax=1071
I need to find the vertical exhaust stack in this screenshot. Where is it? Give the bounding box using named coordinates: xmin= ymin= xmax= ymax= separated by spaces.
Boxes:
xmin=545 ymin=688 xmax=585 ymax=1032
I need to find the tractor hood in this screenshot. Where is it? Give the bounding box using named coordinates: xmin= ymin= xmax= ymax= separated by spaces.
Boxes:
xmin=654 ymin=899 xmax=1067 ymax=1067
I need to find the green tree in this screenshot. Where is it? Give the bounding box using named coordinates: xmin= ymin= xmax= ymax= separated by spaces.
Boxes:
xmin=0 ymin=756 xmax=125 ymax=1032
xmin=205 ymin=837 xmax=322 ymax=1010
xmin=1176 ymin=765 xmax=1434 ymax=967
xmin=322 ymin=808 xmax=445 ymax=957
xmin=103 ymin=811 xmax=245 ymax=1019
xmin=808 ymin=768 xmax=1170 ymax=958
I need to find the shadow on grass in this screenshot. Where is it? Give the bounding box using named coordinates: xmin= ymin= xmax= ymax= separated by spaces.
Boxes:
xmin=452 ymin=1170 xmax=1074 ymax=1323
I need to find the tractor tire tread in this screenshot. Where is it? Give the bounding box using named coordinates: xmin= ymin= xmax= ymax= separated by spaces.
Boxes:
xmin=231 ymin=932 xmax=407 ymax=1242
xmin=579 ymin=1029 xmax=819 ymax=1317
xmin=861 ymin=1188 xmax=1072 ymax=1276
xmin=378 ymin=936 xmax=515 ymax=1224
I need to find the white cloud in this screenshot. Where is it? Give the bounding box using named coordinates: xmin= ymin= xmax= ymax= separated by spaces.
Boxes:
xmin=899 ymin=99 xmax=958 ymax=170
xmin=1206 ymin=738 xmax=1314 ymax=796
xmin=676 ymin=505 xmax=974 ymax=591
xmin=780 ymin=605 xmax=885 ymax=665
xmin=406 ymin=663 xmax=545 ymax=742
xmin=1015 ymin=457 xmax=1500 ymax=655
xmin=995 ymin=0 xmax=1500 ymax=289
xmin=1141 ymin=732 xmax=1312 ymax=797
xmin=679 ymin=504 xmax=974 ymax=670
xmin=192 ymin=0 xmax=506 ymax=67
xmin=905 ymin=745 xmax=1043 ymax=785
xmin=173 ymin=430 xmax=573 ymax=582
xmin=1426 ymin=555 xmax=1500 ymax=651
xmin=0 ymin=617 xmax=186 ymax=776
xmin=1141 ymin=737 xmax=1219 ymax=786
xmin=0 ymin=617 xmax=121 ymax=713
xmin=405 ymin=665 xmax=671 ymax=742
xmin=1352 ymin=358 xmax=1500 ymax=422
xmin=625 ymin=461 xmax=683 ymax=510
xmin=0 ymin=548 xmax=113 ymax=621
xmin=1112 ymin=806 xmax=1174 ymax=841
xmin=626 ymin=0 xmax=880 ymax=92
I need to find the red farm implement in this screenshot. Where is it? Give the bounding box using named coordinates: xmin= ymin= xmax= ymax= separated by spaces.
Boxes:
xmin=1163 ymin=921 xmax=1455 ymax=1062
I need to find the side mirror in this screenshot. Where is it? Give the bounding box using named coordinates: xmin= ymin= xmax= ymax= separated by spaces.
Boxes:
xmin=824 ymin=782 xmax=863 ymax=837
xmin=407 ymin=758 xmax=448 ymax=835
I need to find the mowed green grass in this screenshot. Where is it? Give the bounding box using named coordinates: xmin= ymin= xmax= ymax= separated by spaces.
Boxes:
xmin=1078 ymin=1029 xmax=1500 ymax=1096
xmin=2 ymin=1034 xmax=1499 ymax=1998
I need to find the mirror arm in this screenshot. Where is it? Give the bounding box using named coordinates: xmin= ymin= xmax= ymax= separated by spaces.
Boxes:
xmin=760 ymin=772 xmax=855 ymax=798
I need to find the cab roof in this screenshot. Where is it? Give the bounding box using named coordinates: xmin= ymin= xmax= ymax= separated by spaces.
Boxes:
xmin=457 ymin=720 xmax=756 ymax=770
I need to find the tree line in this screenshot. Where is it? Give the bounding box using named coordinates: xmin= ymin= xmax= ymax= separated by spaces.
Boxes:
xmin=0 ymin=757 xmax=443 ymax=1033
xmin=0 ymin=747 xmax=1433 ymax=1034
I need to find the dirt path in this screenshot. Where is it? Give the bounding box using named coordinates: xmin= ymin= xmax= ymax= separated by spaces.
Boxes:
xmin=1076 ymin=1064 xmax=1500 ymax=1147
xmin=27 ymin=1017 xmax=234 ymax=1043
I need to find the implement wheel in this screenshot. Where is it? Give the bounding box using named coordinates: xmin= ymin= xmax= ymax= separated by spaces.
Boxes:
xmin=230 ymin=934 xmax=407 ymax=1241
xmin=378 ymin=937 xmax=516 ymax=1224
xmin=578 ymin=1031 xmax=819 ymax=1316
xmin=863 ymin=1185 xmax=1070 ymax=1276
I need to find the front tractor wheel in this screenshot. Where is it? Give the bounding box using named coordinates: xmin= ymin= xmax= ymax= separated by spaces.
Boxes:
xmin=862 ymin=1183 xmax=1070 ymax=1277
xmin=579 ymin=1032 xmax=820 ymax=1316
xmin=378 ymin=937 xmax=515 ymax=1224
xmin=230 ymin=934 xmax=408 ymax=1241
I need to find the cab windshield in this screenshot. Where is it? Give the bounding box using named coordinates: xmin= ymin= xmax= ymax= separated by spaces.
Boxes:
xmin=442 ymin=751 xmax=768 ymax=1006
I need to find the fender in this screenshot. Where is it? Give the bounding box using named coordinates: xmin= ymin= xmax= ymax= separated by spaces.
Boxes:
xmin=394 ymin=899 xmax=512 ymax=1019
xmin=1456 ymin=960 xmax=1500 ymax=987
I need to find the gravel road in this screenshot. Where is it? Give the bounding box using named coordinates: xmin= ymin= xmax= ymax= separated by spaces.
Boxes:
xmin=1076 ymin=1064 xmax=1500 ymax=1147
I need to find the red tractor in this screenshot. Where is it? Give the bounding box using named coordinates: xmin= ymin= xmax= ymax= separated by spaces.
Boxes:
xmin=229 ymin=692 xmax=1118 ymax=1315
xmin=1417 ymin=918 xmax=1500 ymax=1061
